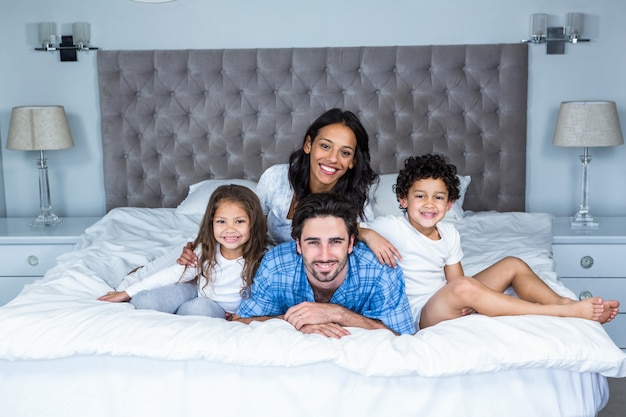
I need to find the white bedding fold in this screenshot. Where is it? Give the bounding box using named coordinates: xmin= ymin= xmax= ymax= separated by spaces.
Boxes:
xmin=0 ymin=208 xmax=624 ymax=379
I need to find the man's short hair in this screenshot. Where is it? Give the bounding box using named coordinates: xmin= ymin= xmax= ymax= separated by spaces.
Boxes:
xmin=291 ymin=193 xmax=359 ymax=241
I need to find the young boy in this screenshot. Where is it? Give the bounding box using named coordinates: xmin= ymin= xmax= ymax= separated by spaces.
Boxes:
xmin=363 ymin=153 xmax=619 ymax=330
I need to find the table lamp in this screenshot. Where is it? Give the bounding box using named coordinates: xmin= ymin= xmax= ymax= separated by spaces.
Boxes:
xmin=553 ymin=100 xmax=624 ymax=228
xmin=6 ymin=105 xmax=75 ymax=226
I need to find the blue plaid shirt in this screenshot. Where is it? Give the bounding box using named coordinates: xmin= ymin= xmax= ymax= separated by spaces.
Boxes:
xmin=237 ymin=241 xmax=416 ymax=335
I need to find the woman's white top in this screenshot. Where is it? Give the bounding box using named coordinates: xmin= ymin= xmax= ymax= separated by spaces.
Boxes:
xmin=255 ymin=164 xmax=295 ymax=244
xmin=124 ymin=245 xmax=245 ymax=313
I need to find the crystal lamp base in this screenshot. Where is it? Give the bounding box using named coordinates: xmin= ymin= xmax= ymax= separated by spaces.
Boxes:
xmin=32 ymin=211 xmax=63 ymax=227
xmin=570 ymin=211 xmax=599 ymax=228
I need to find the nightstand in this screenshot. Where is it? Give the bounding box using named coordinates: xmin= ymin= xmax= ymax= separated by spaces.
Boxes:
xmin=552 ymin=217 xmax=626 ymax=349
xmin=0 ymin=217 xmax=100 ymax=306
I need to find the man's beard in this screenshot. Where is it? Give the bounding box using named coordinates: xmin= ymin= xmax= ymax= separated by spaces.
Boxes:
xmin=303 ymin=256 xmax=348 ymax=284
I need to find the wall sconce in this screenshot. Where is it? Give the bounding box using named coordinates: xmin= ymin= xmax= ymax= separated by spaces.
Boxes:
xmin=522 ymin=13 xmax=589 ymax=54
xmin=35 ymin=22 xmax=98 ymax=61
xmin=552 ymin=101 xmax=624 ymax=228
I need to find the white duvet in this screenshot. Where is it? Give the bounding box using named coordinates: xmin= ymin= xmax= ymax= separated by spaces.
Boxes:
xmin=0 ymin=208 xmax=625 ymax=378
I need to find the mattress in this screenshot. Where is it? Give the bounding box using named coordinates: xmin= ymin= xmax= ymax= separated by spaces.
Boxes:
xmin=0 ymin=207 xmax=624 ymax=417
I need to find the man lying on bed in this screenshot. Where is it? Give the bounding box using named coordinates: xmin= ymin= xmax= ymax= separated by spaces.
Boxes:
xmin=231 ymin=192 xmax=416 ymax=337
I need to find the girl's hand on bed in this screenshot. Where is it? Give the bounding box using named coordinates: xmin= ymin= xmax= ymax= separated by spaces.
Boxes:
xmin=98 ymin=291 xmax=131 ymax=303
xmin=176 ymin=242 xmax=197 ymax=267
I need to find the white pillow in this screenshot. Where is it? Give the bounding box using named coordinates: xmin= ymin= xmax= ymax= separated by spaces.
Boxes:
xmin=369 ymin=174 xmax=471 ymax=220
xmin=175 ymin=179 xmax=258 ymax=216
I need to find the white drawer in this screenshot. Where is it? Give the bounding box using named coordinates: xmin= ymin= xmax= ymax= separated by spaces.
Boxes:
xmin=560 ymin=277 xmax=626 ymax=348
xmin=553 ymin=244 xmax=626 ymax=278
xmin=560 ymin=277 xmax=626 ymax=304
xmin=601 ymin=314 xmax=626 ymax=349
xmin=0 ymin=244 xmax=74 ymax=276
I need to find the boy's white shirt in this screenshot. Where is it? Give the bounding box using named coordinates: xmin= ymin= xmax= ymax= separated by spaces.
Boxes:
xmin=363 ymin=214 xmax=463 ymax=326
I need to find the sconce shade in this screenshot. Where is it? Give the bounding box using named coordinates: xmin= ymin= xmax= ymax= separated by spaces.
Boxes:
xmin=7 ymin=106 xmax=75 ymax=151
xmin=566 ymin=13 xmax=583 ymax=37
xmin=72 ymin=22 xmax=91 ymax=44
xmin=530 ymin=13 xmax=548 ymax=39
xmin=38 ymin=22 xmax=57 ymax=46
xmin=553 ymin=101 xmax=624 ymax=147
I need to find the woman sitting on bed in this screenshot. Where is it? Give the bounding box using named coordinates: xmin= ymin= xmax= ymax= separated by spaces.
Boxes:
xmin=98 ymin=185 xmax=268 ymax=318
xmin=179 ymin=108 xmax=401 ymax=268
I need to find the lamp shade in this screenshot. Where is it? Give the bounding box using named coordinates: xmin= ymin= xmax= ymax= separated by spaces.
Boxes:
xmin=7 ymin=106 xmax=74 ymax=151
xmin=553 ymin=101 xmax=624 ymax=147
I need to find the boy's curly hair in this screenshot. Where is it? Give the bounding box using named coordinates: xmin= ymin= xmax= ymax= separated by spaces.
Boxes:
xmin=393 ymin=154 xmax=461 ymax=203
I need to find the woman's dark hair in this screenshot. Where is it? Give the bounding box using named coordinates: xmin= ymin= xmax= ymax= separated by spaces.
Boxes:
xmin=291 ymin=192 xmax=359 ymax=243
xmin=190 ymin=184 xmax=268 ymax=297
xmin=288 ymin=108 xmax=378 ymax=219
xmin=394 ymin=154 xmax=461 ymax=202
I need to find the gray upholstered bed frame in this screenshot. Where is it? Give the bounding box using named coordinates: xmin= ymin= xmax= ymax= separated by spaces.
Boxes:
xmin=97 ymin=44 xmax=528 ymax=213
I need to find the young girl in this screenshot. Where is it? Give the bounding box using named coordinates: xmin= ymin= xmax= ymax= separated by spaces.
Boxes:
xmin=98 ymin=184 xmax=268 ymax=318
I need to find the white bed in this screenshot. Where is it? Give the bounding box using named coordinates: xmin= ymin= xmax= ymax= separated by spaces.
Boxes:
xmin=2 ymin=43 xmax=625 ymax=416
xmin=0 ymin=203 xmax=624 ymax=417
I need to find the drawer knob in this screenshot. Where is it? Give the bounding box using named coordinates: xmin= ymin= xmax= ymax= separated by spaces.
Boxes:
xmin=579 ymin=291 xmax=593 ymax=300
xmin=580 ymin=256 xmax=594 ymax=269
xmin=27 ymin=255 xmax=39 ymax=266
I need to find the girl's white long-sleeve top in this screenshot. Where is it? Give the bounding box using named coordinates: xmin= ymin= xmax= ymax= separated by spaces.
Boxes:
xmin=124 ymin=245 xmax=245 ymax=313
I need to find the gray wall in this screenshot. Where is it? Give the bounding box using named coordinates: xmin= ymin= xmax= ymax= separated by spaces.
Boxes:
xmin=1 ymin=0 xmax=625 ymax=218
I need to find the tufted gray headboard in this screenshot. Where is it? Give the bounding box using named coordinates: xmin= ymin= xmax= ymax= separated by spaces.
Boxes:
xmin=98 ymin=44 xmax=528 ymax=212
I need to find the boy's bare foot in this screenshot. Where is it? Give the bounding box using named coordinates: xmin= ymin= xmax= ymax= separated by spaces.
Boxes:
xmin=565 ymin=296 xmax=604 ymax=321
xmin=558 ymin=296 xmax=619 ymax=324
xmin=599 ymin=300 xmax=620 ymax=324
